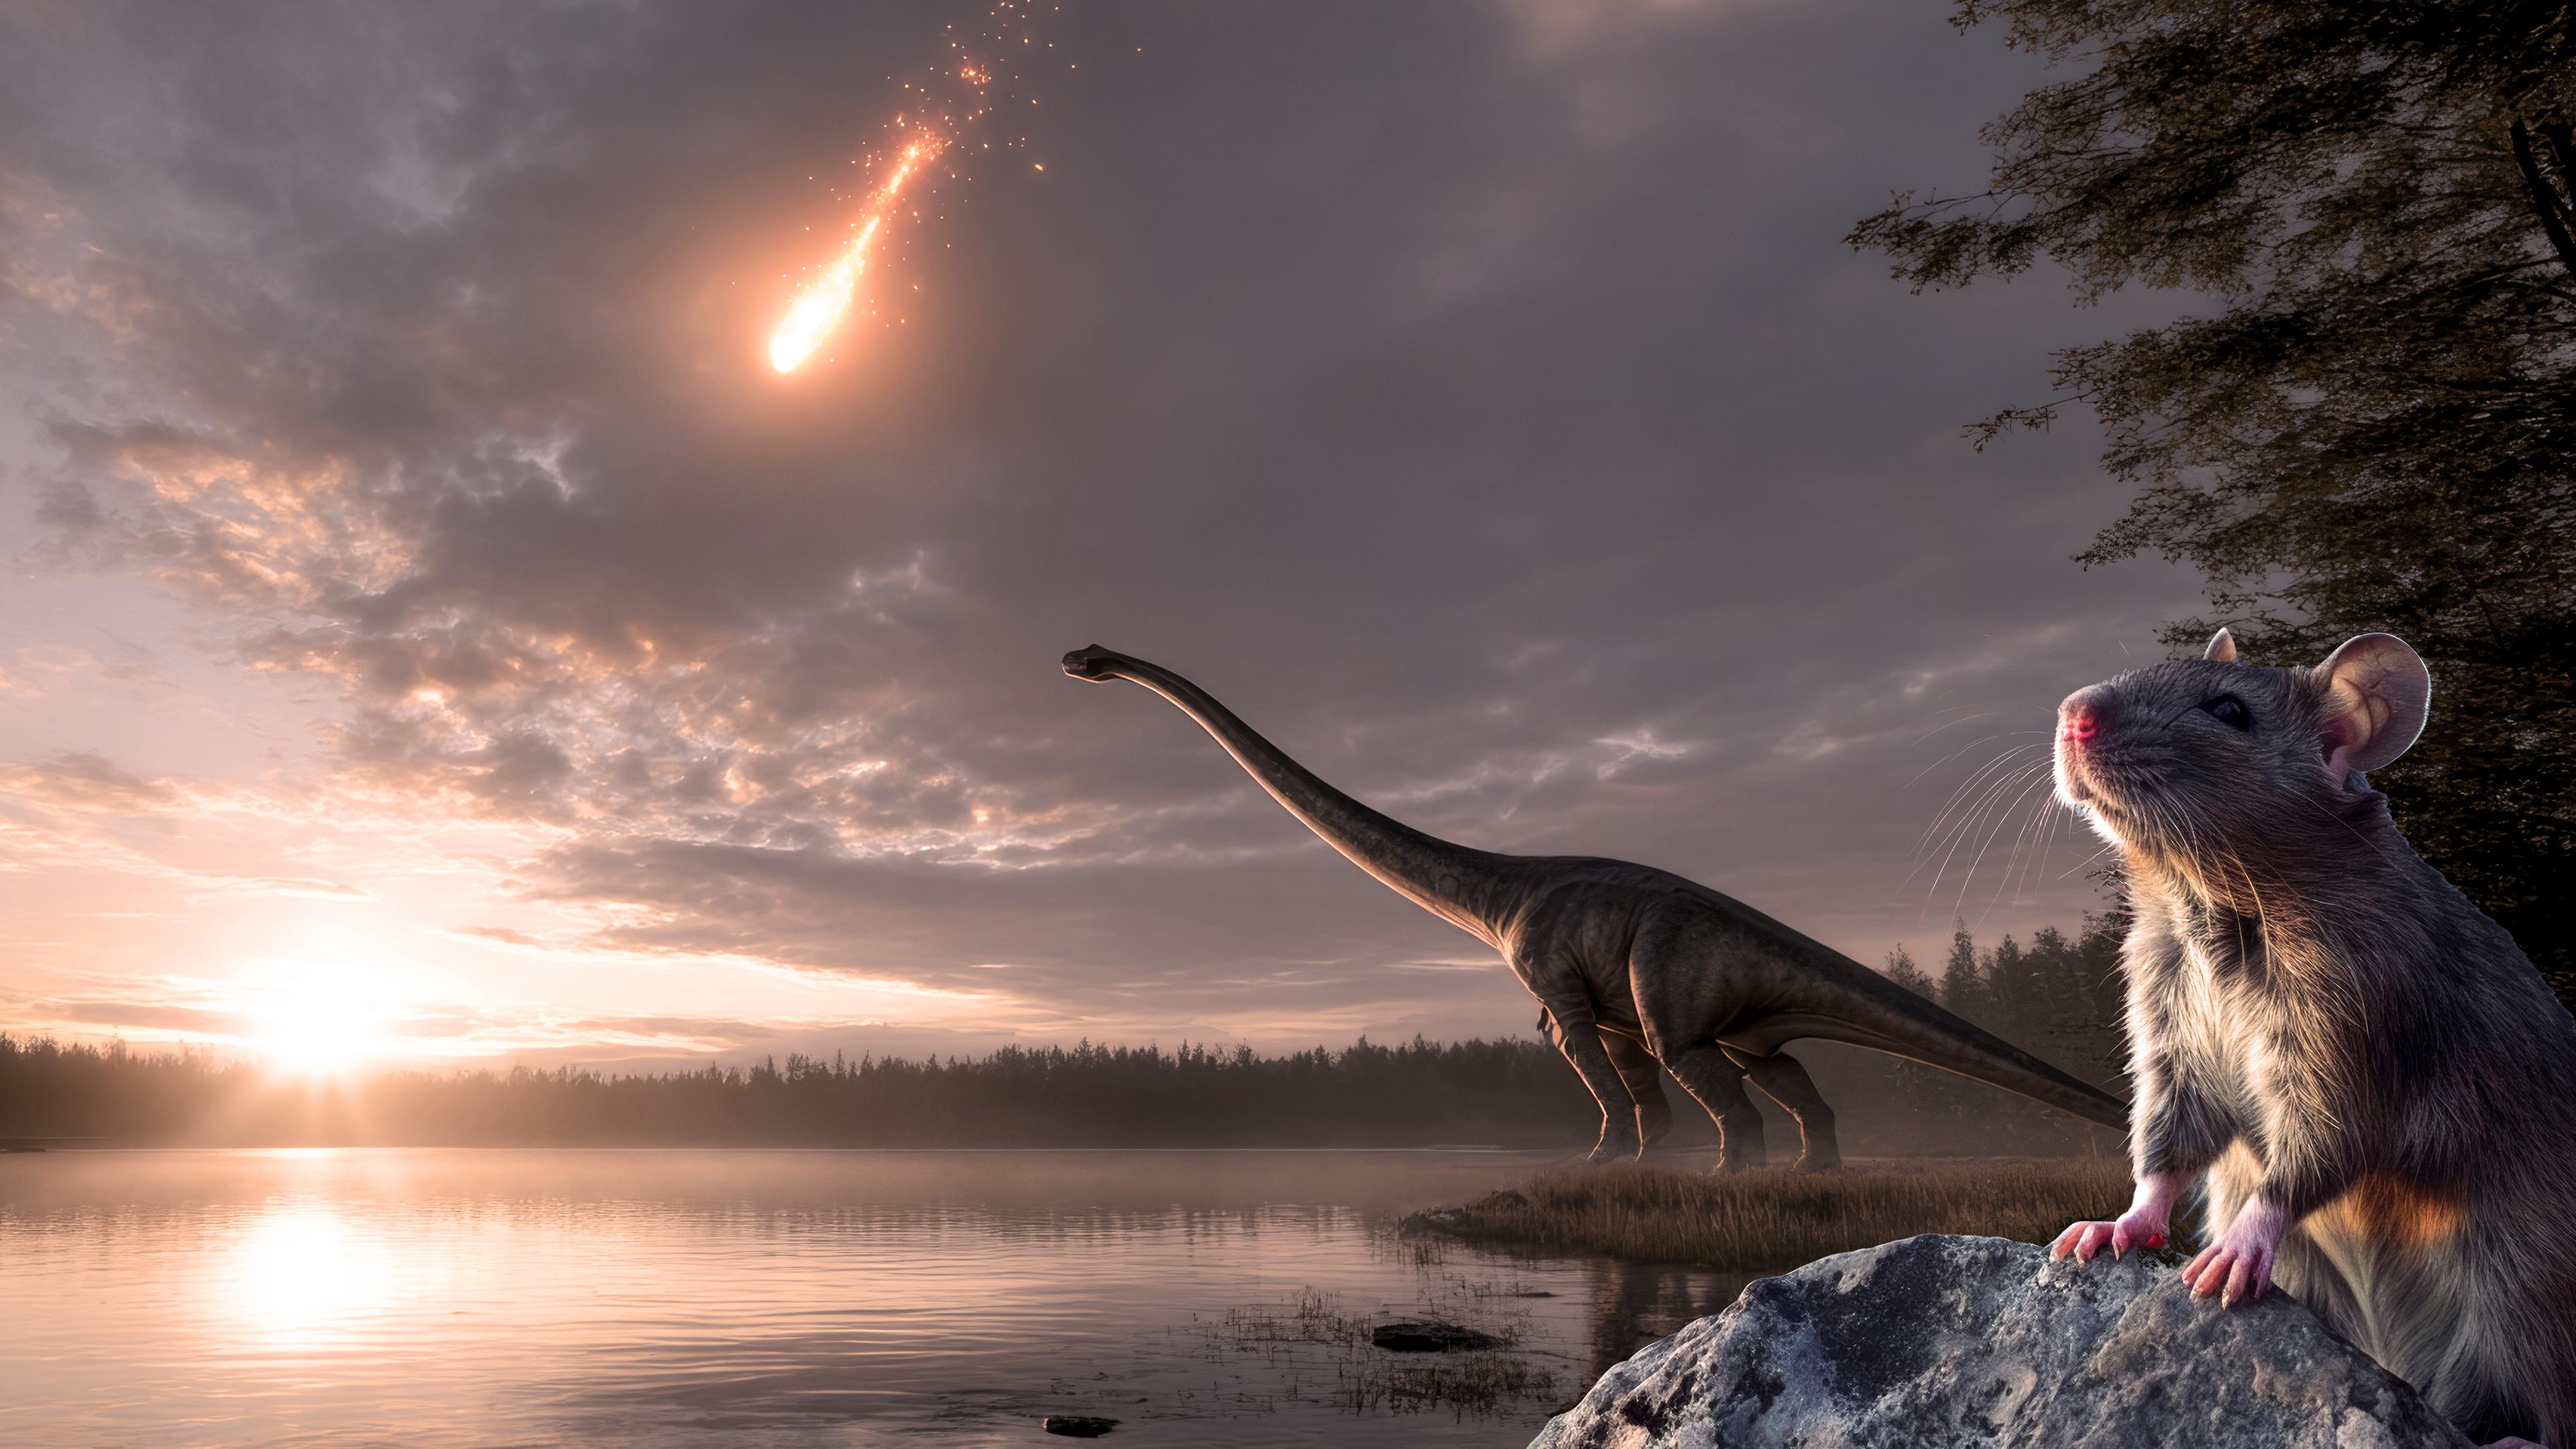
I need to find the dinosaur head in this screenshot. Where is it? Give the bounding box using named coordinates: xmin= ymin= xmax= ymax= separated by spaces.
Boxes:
xmin=1061 ymin=644 xmax=1127 ymax=682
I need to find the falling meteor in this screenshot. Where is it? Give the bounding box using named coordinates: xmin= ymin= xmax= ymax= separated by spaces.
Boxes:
xmin=761 ymin=0 xmax=1070 ymax=374
xmin=769 ymin=135 xmax=944 ymax=373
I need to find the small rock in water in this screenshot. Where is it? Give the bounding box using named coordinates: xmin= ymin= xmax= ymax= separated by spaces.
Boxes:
xmin=1372 ymin=1320 xmax=1500 ymax=1353
xmin=1040 ymin=1415 xmax=1119 ymax=1438
xmin=1529 ymin=1234 xmax=2473 ymax=1448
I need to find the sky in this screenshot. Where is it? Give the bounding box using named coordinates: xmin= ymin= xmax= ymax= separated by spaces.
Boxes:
xmin=0 ymin=0 xmax=2206 ymax=1071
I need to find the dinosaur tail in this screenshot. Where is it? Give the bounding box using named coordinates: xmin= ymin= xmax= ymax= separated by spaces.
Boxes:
xmin=1732 ymin=942 xmax=2129 ymax=1130
xmin=1821 ymin=972 xmax=2128 ymax=1129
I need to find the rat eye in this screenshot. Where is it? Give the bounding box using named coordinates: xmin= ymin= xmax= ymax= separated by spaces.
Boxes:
xmin=2199 ymin=694 xmax=2254 ymax=732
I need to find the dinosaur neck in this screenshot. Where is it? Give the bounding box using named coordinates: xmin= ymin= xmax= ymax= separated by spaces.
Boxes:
xmin=1101 ymin=655 xmax=1517 ymax=946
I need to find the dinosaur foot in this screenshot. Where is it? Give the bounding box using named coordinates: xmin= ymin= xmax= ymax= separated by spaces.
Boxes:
xmin=1585 ymin=1136 xmax=1642 ymax=1165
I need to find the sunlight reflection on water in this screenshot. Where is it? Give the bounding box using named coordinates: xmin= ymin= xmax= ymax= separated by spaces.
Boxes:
xmin=223 ymin=1202 xmax=400 ymax=1345
xmin=0 ymin=1148 xmax=1752 ymax=1447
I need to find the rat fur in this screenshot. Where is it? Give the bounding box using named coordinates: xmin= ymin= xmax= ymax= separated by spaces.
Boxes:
xmin=2046 ymin=629 xmax=2576 ymax=1448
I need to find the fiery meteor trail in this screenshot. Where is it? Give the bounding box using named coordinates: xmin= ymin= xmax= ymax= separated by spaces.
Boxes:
xmin=762 ymin=1 xmax=1067 ymax=374
xmin=769 ymin=136 xmax=943 ymax=373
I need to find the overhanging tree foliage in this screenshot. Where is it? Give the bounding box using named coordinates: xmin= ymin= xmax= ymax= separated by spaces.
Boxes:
xmin=1851 ymin=1 xmax=2576 ymax=1001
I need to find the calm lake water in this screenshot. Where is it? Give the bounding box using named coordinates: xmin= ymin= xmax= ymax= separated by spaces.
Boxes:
xmin=0 ymin=1148 xmax=1751 ymax=1447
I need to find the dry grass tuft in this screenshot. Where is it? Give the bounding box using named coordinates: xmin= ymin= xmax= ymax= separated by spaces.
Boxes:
xmin=1405 ymin=1156 xmax=2134 ymax=1271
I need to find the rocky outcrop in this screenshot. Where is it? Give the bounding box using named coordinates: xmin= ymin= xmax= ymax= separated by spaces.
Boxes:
xmin=1529 ymin=1234 xmax=2470 ymax=1449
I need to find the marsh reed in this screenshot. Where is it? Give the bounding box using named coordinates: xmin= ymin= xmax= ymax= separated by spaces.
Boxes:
xmin=1405 ymin=1156 xmax=2135 ymax=1271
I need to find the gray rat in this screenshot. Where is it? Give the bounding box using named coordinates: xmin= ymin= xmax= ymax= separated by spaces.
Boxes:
xmin=2045 ymin=628 xmax=2576 ymax=1448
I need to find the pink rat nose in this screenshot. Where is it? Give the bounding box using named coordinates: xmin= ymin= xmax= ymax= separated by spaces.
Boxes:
xmin=2059 ymin=698 xmax=2103 ymax=748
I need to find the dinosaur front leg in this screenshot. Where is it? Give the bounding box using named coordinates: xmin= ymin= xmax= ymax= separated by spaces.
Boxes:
xmin=1603 ymin=1030 xmax=1672 ymax=1156
xmin=1538 ymin=999 xmax=1644 ymax=1163
xmin=1662 ymin=1043 xmax=1768 ymax=1173
xmin=1729 ymin=1047 xmax=1839 ymax=1171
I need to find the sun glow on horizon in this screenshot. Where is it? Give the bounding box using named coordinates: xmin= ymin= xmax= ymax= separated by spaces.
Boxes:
xmin=237 ymin=951 xmax=425 ymax=1076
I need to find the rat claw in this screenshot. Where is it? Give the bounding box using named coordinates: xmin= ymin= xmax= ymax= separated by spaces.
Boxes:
xmin=2221 ymin=1262 xmax=2244 ymax=1307
xmin=2052 ymin=1220 xmax=2112 ymax=1263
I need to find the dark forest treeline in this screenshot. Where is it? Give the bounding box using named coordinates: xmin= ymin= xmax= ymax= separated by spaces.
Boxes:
xmin=0 ymin=921 xmax=2134 ymax=1152
xmin=0 ymin=1034 xmax=1612 ymax=1148
xmin=1862 ymin=914 xmax=2131 ymax=1155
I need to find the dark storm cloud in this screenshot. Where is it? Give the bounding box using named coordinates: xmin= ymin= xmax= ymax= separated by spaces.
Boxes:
xmin=1 ymin=0 xmax=2201 ymax=1040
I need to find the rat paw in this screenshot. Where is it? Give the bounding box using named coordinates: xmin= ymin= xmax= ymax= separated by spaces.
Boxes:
xmin=2182 ymin=1242 xmax=2271 ymax=1307
xmin=2182 ymin=1199 xmax=2285 ymax=1308
xmin=2051 ymin=1220 xmax=2119 ymax=1264
xmin=2053 ymin=1174 xmax=2184 ymax=1267
xmin=2051 ymin=1205 xmax=2168 ymax=1265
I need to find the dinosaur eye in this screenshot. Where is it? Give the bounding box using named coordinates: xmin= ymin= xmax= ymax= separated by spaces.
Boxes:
xmin=2199 ymin=694 xmax=2253 ymax=732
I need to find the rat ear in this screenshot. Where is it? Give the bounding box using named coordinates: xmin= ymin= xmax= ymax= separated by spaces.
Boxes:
xmin=2313 ymin=633 xmax=2429 ymax=775
xmin=2202 ymin=629 xmax=2238 ymax=663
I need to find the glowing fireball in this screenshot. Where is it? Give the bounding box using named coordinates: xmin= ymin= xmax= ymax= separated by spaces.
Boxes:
xmin=769 ymin=136 xmax=942 ymax=373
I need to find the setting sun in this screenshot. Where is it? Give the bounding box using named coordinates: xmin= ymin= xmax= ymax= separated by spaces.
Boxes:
xmin=238 ymin=957 xmax=411 ymax=1075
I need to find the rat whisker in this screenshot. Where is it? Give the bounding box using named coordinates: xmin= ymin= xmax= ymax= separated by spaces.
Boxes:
xmin=2013 ymin=791 xmax=2076 ymax=909
xmin=2053 ymin=840 xmax=2117 ymax=881
xmin=1989 ymin=775 xmax=2060 ymax=917
xmin=1904 ymin=730 xmax=2045 ymax=797
xmin=1911 ymin=763 xmax=2048 ymax=922
xmin=2288 ymin=790 xmax=2412 ymax=877
xmin=1905 ymin=729 xmax=2046 ymax=789
xmin=1907 ymin=742 xmax=2048 ymax=859
xmin=1910 ymin=755 xmax=2051 ymax=890
xmin=1908 ymin=710 xmax=1998 ymax=747
xmin=1921 ymin=758 xmax=2051 ymax=912
xmin=1964 ymin=769 xmax=2057 ymax=925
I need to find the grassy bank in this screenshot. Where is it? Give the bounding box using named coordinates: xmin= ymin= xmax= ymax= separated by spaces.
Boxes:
xmin=1405 ymin=1157 xmax=2135 ymax=1271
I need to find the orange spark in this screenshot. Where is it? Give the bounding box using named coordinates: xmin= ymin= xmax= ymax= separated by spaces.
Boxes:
xmin=769 ymin=135 xmax=945 ymax=373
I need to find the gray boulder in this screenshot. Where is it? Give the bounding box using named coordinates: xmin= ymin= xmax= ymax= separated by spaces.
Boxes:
xmin=1529 ymin=1234 xmax=2469 ymax=1449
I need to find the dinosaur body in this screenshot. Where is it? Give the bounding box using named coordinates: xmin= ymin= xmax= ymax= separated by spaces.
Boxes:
xmin=1063 ymin=645 xmax=2127 ymax=1168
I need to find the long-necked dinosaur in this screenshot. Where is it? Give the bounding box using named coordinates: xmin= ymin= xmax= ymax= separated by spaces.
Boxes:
xmin=1062 ymin=645 xmax=2128 ymax=1169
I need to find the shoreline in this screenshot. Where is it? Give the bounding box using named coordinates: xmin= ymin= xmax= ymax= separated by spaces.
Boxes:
xmin=1402 ymin=1156 xmax=2135 ymax=1271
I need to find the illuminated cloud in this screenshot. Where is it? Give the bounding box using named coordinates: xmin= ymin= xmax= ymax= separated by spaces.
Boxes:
xmin=0 ymin=1 xmax=2200 ymax=1065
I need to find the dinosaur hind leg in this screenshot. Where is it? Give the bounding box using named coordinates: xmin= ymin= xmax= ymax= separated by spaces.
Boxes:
xmin=1725 ymin=1046 xmax=1839 ymax=1171
xmin=1536 ymin=1000 xmax=1645 ymax=1163
xmin=1660 ymin=1042 xmax=1767 ymax=1173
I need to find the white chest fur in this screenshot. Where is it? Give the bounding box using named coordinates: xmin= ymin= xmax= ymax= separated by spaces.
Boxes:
xmin=2166 ymin=937 xmax=2267 ymax=1143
